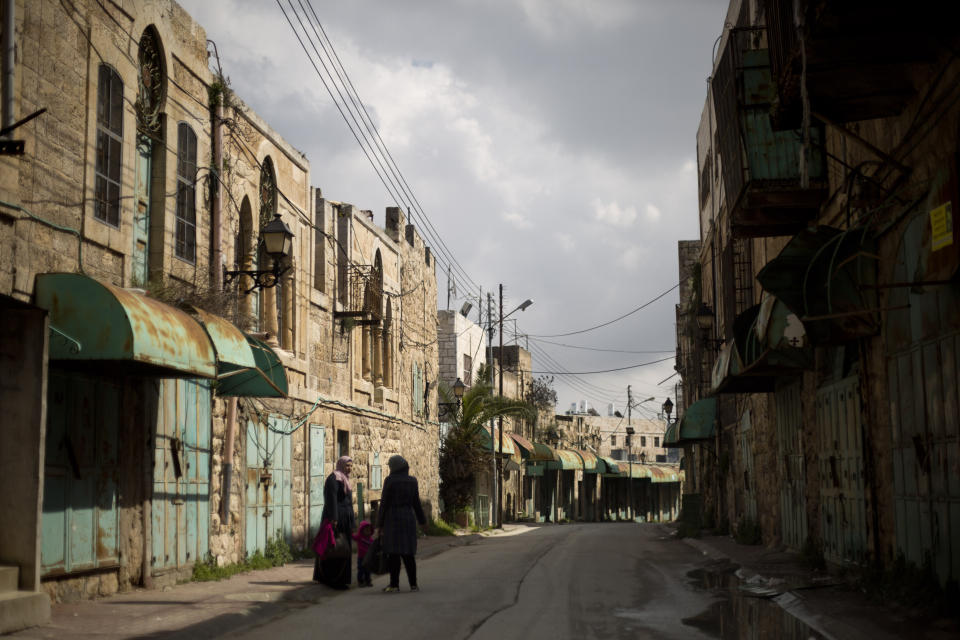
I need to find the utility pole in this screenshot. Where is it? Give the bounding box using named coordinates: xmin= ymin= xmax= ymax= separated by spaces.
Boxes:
xmin=497 ymin=284 xmax=504 ymax=528
xmin=628 ymin=385 xmax=633 ymax=522
xmin=487 ymin=292 xmax=496 ymax=529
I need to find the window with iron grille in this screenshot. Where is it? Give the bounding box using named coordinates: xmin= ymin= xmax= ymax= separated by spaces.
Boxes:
xmin=655 ymin=436 xmax=660 ymax=447
xmin=641 ymin=436 xmax=647 ymax=447
xmin=94 ymin=65 xmax=123 ymax=227
xmin=313 ymin=205 xmax=325 ymax=291
xmin=733 ymin=238 xmax=754 ymax=315
xmin=699 ymin=154 xmax=712 ymax=208
xmin=175 ymin=123 xmax=197 ymax=262
xmin=463 ymin=354 xmax=472 ymax=386
xmin=611 ymin=435 xmax=616 ymax=447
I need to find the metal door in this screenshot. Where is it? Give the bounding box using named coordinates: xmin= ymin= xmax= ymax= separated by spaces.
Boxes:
xmin=152 ymin=379 xmax=211 ymax=570
xmin=776 ymin=380 xmax=808 ymax=550
xmin=816 ymin=375 xmax=867 ymax=565
xmin=739 ymin=410 xmax=758 ymax=522
xmin=132 ymin=135 xmax=151 ymax=285
xmin=888 ymin=332 xmax=960 ymax=584
xmin=41 ymin=372 xmax=119 ymax=575
xmin=246 ymin=415 xmax=293 ymax=555
xmin=309 ymin=423 xmax=325 ymax=536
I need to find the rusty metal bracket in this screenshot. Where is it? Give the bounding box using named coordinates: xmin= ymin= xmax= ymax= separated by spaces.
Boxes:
xmin=170 ymin=438 xmax=183 ymax=478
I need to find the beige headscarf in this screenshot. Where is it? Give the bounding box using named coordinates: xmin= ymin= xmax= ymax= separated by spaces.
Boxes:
xmin=334 ymin=455 xmax=353 ymax=491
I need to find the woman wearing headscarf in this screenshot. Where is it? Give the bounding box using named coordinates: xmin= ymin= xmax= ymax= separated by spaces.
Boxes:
xmin=314 ymin=455 xmax=356 ymax=589
xmin=376 ymin=455 xmax=427 ymax=592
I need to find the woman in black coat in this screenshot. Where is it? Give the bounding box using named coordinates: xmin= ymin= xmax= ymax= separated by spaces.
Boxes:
xmin=376 ymin=455 xmax=426 ymax=592
xmin=314 ymin=455 xmax=356 ymax=589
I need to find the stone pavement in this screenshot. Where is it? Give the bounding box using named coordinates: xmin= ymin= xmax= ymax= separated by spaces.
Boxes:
xmin=673 ymin=526 xmax=960 ymax=640
xmin=4 ymin=529 xmax=498 ymax=640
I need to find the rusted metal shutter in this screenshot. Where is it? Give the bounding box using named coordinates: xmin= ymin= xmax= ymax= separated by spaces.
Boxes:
xmin=245 ymin=415 xmax=293 ymax=555
xmin=888 ymin=331 xmax=960 ymax=584
xmin=152 ymin=378 xmax=211 ymax=571
xmin=816 ymin=375 xmax=867 ymax=565
xmin=776 ymin=379 xmax=807 ymax=550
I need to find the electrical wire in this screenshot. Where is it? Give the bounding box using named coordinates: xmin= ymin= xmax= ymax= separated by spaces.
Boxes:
xmin=527 ymin=283 xmax=679 ymax=338
xmin=529 ymin=356 xmax=674 ymax=375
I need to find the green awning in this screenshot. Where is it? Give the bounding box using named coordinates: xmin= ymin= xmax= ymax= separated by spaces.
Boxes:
xmin=35 ymin=273 xmax=216 ymax=378
xmin=215 ymin=334 xmax=288 ymax=397
xmin=576 ymin=449 xmax=599 ymax=472
xmin=648 ymin=465 xmax=681 ymax=483
xmin=480 ymin=426 xmax=517 ymax=456
xmin=529 ymin=442 xmax=560 ymax=462
xmin=757 ymin=225 xmax=879 ymax=344
xmin=508 ymin=433 xmax=536 ymax=458
xmin=676 ymin=397 xmax=717 ymax=444
xmin=664 ymin=420 xmax=681 ymax=448
xmin=599 ymin=457 xmax=622 ymax=476
xmin=192 ymin=307 xmax=290 ymax=397
xmin=624 ymin=462 xmax=650 ymax=479
xmin=547 ymin=449 xmax=583 ymax=470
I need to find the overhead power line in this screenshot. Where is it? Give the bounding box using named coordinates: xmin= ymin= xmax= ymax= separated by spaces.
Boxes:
xmin=528 ymin=283 xmax=680 ymax=338
xmin=530 ymin=356 xmax=675 ymax=375
xmin=277 ymin=0 xmax=483 ymax=302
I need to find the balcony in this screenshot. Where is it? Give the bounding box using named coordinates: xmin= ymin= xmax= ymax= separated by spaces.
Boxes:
xmin=712 ymin=28 xmax=827 ymax=238
xmin=765 ymin=0 xmax=946 ymax=129
xmin=334 ymin=263 xmax=382 ymax=326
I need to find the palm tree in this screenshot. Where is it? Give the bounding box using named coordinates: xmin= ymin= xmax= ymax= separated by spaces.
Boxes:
xmin=438 ymin=374 xmax=534 ymax=517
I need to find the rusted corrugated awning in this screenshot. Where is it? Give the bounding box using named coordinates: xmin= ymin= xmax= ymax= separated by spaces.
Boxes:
xmin=192 ymin=308 xmax=288 ymax=398
xmin=648 ymin=465 xmax=681 ymax=483
xmin=480 ymin=426 xmax=517 ymax=456
xmin=35 ymin=273 xmax=216 ymax=378
xmin=547 ymin=449 xmax=583 ymax=470
xmin=508 ymin=432 xmax=536 ymax=457
xmin=599 ymin=457 xmax=622 ymax=476
xmin=529 ymin=442 xmax=560 ymax=462
xmin=575 ymin=449 xmax=599 ymax=472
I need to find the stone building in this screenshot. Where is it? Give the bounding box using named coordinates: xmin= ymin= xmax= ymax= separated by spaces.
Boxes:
xmin=0 ymin=0 xmax=439 ymax=627
xmin=676 ymin=0 xmax=960 ymax=589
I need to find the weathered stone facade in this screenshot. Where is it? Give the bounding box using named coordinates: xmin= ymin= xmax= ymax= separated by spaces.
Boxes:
xmin=0 ymin=0 xmax=440 ymax=609
xmin=680 ymin=0 xmax=960 ymax=589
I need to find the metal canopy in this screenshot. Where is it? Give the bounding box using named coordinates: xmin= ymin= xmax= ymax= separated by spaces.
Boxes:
xmin=663 ymin=421 xmax=681 ymax=448
xmin=191 ymin=308 xmax=287 ymax=398
xmin=529 ymin=442 xmax=560 ymax=462
xmin=480 ymin=426 xmax=517 ymax=456
xmin=215 ymin=334 xmax=288 ymax=397
xmin=35 ymin=273 xmax=216 ymax=378
xmin=599 ymin=457 xmax=622 ymax=476
xmin=547 ymin=449 xmax=583 ymax=470
xmin=508 ymin=432 xmax=536 ymax=458
xmin=712 ymin=296 xmax=812 ymax=394
xmin=757 ymin=225 xmax=879 ymax=344
xmin=676 ymin=398 xmax=718 ymax=444
xmin=649 ymin=465 xmax=680 ymax=483
xmin=575 ymin=449 xmax=599 ymax=472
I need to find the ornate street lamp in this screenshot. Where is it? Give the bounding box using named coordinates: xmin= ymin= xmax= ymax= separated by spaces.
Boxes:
xmin=662 ymin=397 xmax=674 ymax=422
xmin=452 ymin=377 xmax=466 ymax=408
xmin=225 ymin=213 xmax=294 ymax=294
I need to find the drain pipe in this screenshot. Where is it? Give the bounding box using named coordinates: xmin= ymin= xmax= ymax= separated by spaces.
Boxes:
xmin=2 ymin=0 xmax=14 ymax=131
xmin=221 ymin=397 xmax=238 ymax=524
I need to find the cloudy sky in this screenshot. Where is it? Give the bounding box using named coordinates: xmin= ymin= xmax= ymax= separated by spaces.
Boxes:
xmin=179 ymin=0 xmax=725 ymax=418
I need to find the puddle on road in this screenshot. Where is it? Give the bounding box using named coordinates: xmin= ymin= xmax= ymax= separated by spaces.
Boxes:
xmin=683 ymin=565 xmax=824 ymax=639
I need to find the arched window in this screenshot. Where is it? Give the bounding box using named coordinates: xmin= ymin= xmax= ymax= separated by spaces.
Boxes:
xmin=135 ymin=26 xmax=165 ymax=137
xmin=94 ymin=64 xmax=123 ymax=227
xmin=236 ymin=196 xmax=259 ymax=330
xmin=259 ymin=157 xmax=277 ymax=226
xmin=382 ymin=298 xmax=393 ymax=388
xmin=175 ymin=123 xmax=197 ymax=262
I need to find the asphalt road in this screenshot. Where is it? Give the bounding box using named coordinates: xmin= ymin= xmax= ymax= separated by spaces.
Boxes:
xmin=235 ymin=523 xmax=720 ymax=640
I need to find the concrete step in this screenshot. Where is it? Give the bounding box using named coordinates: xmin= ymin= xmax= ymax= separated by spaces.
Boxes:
xmin=0 ymin=590 xmax=50 ymax=634
xmin=0 ymin=565 xmax=18 ymax=592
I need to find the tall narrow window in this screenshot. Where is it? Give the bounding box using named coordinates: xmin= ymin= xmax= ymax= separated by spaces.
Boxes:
xmin=463 ymin=354 xmax=473 ymax=386
xmin=314 ymin=206 xmax=325 ymax=291
xmin=94 ymin=65 xmax=123 ymax=227
xmin=175 ymin=123 xmax=197 ymax=262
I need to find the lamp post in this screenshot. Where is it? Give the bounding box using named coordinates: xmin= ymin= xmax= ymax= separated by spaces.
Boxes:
xmin=497 ymin=286 xmax=532 ymax=527
xmin=224 ymin=213 xmax=295 ymax=294
xmin=453 ymin=377 xmax=466 ymax=408
xmin=626 ymin=389 xmax=655 ymax=522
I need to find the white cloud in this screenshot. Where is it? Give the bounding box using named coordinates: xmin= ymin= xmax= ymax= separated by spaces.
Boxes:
xmin=519 ymin=0 xmax=639 ymax=39
xmin=555 ymin=232 xmax=576 ymax=253
xmin=593 ymin=199 xmax=638 ymax=227
xmin=618 ymin=246 xmax=645 ymax=270
xmin=503 ymin=211 xmax=532 ymax=229
xmin=645 ymin=203 xmax=662 ymax=221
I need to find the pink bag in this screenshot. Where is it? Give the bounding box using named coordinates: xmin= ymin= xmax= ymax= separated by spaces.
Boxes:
xmin=312 ymin=520 xmax=335 ymax=556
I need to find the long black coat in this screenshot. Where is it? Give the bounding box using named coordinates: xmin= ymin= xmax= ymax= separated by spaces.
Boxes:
xmin=377 ymin=470 xmax=426 ymax=556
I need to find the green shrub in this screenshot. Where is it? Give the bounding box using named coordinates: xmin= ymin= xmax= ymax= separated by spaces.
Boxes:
xmin=190 ymin=531 xmax=295 ymax=583
xmin=422 ymin=519 xmax=457 ymax=536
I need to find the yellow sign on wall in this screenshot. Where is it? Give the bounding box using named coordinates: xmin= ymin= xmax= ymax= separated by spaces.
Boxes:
xmin=930 ymin=202 xmax=954 ymax=251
